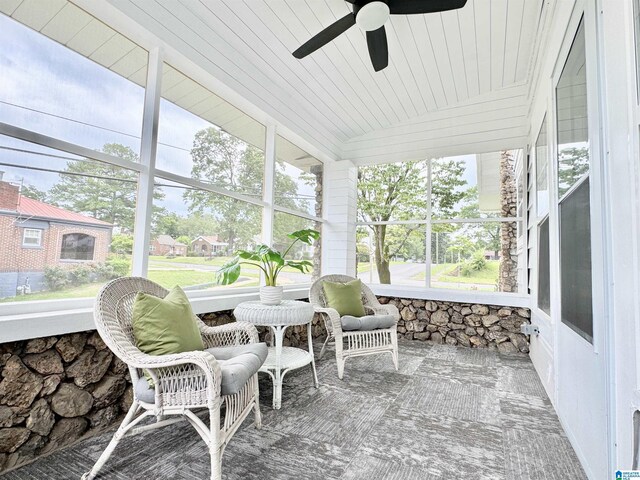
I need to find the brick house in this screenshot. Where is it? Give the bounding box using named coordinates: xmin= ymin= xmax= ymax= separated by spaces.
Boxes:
xmin=149 ymin=235 xmax=187 ymax=256
xmin=191 ymin=235 xmax=229 ymax=256
xmin=0 ymin=179 xmax=112 ymax=299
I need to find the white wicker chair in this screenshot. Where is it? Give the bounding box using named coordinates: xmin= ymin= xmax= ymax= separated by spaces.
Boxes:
xmin=309 ymin=275 xmax=400 ymax=379
xmin=82 ymin=277 xmax=262 ymax=480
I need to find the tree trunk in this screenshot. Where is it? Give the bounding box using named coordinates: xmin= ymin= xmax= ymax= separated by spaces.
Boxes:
xmin=373 ymin=225 xmax=391 ymax=284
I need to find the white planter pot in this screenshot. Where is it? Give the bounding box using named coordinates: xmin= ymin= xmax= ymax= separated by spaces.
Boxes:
xmin=260 ymin=286 xmax=283 ymax=305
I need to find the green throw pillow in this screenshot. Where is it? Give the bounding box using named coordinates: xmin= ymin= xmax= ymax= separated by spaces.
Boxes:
xmin=132 ymin=286 xmax=204 ymax=385
xmin=322 ymin=279 xmax=366 ymax=317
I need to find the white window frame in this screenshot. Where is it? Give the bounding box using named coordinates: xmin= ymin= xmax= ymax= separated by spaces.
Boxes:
xmin=22 ymin=228 xmax=42 ymax=247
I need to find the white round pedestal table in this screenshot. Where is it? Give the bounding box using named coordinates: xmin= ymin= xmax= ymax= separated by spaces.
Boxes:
xmin=233 ymin=300 xmax=318 ymax=409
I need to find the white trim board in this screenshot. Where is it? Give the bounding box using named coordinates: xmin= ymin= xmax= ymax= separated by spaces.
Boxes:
xmin=367 ymin=284 xmax=531 ymax=308
xmin=0 ymin=287 xmax=310 ymax=343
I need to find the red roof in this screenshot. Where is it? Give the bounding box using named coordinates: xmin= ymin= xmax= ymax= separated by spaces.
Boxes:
xmin=16 ymin=196 xmax=112 ymax=227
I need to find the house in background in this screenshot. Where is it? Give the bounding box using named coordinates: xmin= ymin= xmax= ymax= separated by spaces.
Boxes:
xmin=149 ymin=235 xmax=187 ymax=256
xmin=191 ymin=235 xmax=229 ymax=257
xmin=0 ymin=177 xmax=112 ymax=299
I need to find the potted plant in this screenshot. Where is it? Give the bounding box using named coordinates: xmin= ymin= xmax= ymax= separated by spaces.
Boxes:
xmin=216 ymin=229 xmax=320 ymax=305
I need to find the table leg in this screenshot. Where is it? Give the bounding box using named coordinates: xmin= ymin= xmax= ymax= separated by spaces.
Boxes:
xmin=272 ymin=325 xmax=285 ymax=410
xmin=308 ymin=322 xmax=319 ymax=388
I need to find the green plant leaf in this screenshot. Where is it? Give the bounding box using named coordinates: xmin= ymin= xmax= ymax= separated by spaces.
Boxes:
xmin=287 ymin=229 xmax=320 ymax=245
xmin=216 ymin=257 xmax=241 ymax=285
xmin=255 ymin=244 xmax=284 ymax=266
xmin=285 ymin=259 xmax=313 ymax=273
xmin=237 ymin=250 xmax=261 ymax=262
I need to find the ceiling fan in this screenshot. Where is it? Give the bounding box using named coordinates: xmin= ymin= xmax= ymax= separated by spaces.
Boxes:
xmin=292 ymin=0 xmax=468 ymax=72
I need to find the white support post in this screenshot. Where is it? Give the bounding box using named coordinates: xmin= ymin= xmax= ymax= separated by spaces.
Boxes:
xmin=262 ymin=124 xmax=276 ymax=247
xmin=132 ymin=48 xmax=163 ymax=277
xmin=260 ymin=124 xmax=276 ymax=286
xmin=321 ymin=160 xmax=358 ymax=276
xmin=425 ymin=158 xmax=432 ymax=288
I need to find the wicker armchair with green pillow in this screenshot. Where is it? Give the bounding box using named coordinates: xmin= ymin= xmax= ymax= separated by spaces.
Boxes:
xmin=310 ymin=275 xmax=400 ymax=379
xmin=83 ymin=278 xmax=266 ymax=480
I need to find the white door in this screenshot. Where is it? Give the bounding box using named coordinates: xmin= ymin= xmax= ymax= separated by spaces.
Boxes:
xmin=552 ymin=10 xmax=609 ymax=479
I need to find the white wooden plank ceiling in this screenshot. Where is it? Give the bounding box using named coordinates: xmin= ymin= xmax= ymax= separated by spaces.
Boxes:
xmin=1 ymin=0 xmax=545 ymax=164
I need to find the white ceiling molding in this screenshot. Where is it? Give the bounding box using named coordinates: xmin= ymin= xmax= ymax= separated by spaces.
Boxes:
xmin=341 ymin=84 xmax=529 ymax=164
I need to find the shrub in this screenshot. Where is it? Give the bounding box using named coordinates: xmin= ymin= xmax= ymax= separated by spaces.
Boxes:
xmin=106 ymin=257 xmax=130 ymax=277
xmin=44 ymin=266 xmax=69 ymax=291
xmin=68 ymin=265 xmax=93 ymax=286
xmin=461 ymin=250 xmax=487 ymax=277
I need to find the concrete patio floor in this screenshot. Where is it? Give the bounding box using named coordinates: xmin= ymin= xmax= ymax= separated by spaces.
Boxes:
xmin=1 ymin=340 xmax=585 ymax=479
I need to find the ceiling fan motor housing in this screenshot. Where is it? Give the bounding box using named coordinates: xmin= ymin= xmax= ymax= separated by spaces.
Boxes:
xmin=355 ymin=1 xmax=390 ymax=31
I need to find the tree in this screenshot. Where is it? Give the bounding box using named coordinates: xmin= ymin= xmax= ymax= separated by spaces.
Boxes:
xmin=558 ymin=146 xmax=589 ymax=196
xmin=358 ymin=158 xmax=469 ymax=283
xmin=19 ymin=184 xmax=48 ymax=202
xmin=183 ymin=128 xmax=264 ymax=253
xmin=48 ymin=143 xmax=163 ymax=231
xmin=176 ymin=235 xmax=191 ymax=248
xmin=357 ymin=161 xmax=428 ymax=283
xmin=154 ymin=211 xmax=181 ymax=238
xmin=457 ymin=187 xmax=500 ymax=258
xmin=110 ymin=233 xmax=133 ymax=254
xmin=430 ymin=158 xmax=469 ymax=218
xmin=183 ymin=127 xmax=305 ymax=254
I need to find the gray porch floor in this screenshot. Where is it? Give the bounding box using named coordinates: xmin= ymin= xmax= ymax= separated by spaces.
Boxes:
xmin=2 ymin=340 xmax=585 ymax=479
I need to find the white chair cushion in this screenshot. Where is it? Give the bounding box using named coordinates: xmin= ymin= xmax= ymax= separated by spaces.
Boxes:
xmin=135 ymin=342 xmax=267 ymax=402
xmin=340 ymin=314 xmax=396 ymax=331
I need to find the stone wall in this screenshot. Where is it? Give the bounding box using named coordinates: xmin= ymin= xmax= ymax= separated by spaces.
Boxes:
xmin=0 ymin=332 xmax=131 ymax=472
xmin=499 ymin=150 xmax=518 ymax=293
xmin=0 ymin=296 xmax=529 ymax=473
xmin=383 ymin=296 xmax=531 ymax=353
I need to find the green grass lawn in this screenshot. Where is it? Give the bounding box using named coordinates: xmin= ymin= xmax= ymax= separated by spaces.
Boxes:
xmin=0 ymin=283 xmax=104 ymax=303
xmin=0 ymin=269 xmax=261 ymax=303
xmin=150 ymin=255 xmax=229 ymax=266
xmin=150 ymin=255 xmax=311 ymax=274
xmin=438 ymin=261 xmax=499 ymax=285
xmin=411 ymin=260 xmax=499 ymax=285
xmin=147 ymin=269 xmax=219 ymax=288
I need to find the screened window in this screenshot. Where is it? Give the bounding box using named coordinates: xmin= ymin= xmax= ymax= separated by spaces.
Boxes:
xmin=537 ymin=217 xmax=551 ymax=314
xmin=0 ymin=7 xmax=147 ymax=154
xmin=357 ymin=150 xmax=522 ymax=292
xmin=557 ymin=19 xmax=589 ymax=199
xmin=61 ymin=234 xmax=96 ymax=261
xmin=22 ymin=229 xmax=42 ymax=247
xmin=156 ymin=64 xmax=265 ymax=199
xmin=0 ymin=2 xmax=322 ymax=311
xmin=151 ymin=178 xmax=262 ymax=291
xmin=275 ymin=136 xmax=323 ymax=217
xmin=560 ymin=180 xmax=592 ymax=340
xmin=0 ymin=134 xmax=136 ymax=302
xmin=536 ymin=116 xmax=549 ymax=218
xmin=556 ymin=18 xmax=593 ymax=341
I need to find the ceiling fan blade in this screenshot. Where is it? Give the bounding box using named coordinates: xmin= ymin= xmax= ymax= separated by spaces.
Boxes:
xmin=366 ymin=26 xmax=388 ymax=72
xmin=292 ymin=13 xmax=356 ymax=59
xmin=389 ymin=0 xmax=467 ymax=15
